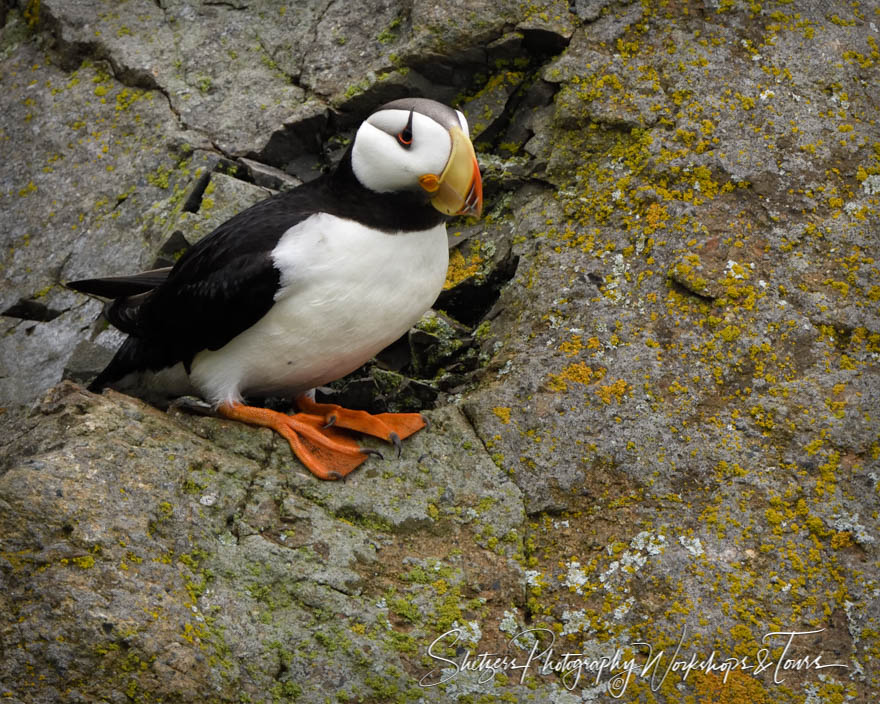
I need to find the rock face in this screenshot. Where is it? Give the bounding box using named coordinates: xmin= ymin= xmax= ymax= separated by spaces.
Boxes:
xmin=2 ymin=383 xmax=524 ymax=702
xmin=1 ymin=1 xmax=878 ymax=702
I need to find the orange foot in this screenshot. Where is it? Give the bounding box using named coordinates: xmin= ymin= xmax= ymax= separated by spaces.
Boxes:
xmin=217 ymin=397 xmax=426 ymax=481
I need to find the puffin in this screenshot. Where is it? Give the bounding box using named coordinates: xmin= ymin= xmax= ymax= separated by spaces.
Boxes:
xmin=67 ymin=97 xmax=483 ymax=480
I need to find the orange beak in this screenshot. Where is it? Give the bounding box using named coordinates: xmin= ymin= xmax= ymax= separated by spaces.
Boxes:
xmin=418 ymin=126 xmax=483 ymax=218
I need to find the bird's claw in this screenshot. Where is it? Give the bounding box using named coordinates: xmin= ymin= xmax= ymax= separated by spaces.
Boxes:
xmin=390 ymin=432 xmax=402 ymax=459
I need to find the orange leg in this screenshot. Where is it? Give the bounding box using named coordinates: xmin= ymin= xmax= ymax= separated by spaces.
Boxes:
xmin=216 ymin=399 xmax=427 ymax=480
xmin=295 ymin=395 xmax=426 ymax=457
xmin=217 ymin=402 xmax=373 ymax=480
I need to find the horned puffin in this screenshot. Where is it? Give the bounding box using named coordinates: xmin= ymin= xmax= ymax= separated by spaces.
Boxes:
xmin=67 ymin=97 xmax=483 ymax=480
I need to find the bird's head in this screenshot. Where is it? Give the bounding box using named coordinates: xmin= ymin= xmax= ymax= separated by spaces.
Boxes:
xmin=350 ymin=97 xmax=483 ymax=218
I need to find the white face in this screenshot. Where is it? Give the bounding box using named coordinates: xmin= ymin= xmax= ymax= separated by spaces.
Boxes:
xmin=351 ymin=107 xmax=470 ymax=194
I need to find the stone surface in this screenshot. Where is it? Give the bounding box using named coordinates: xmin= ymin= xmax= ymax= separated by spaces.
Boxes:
xmin=1 ymin=382 xmax=526 ymax=703
xmin=2 ymin=0 xmax=879 ymax=702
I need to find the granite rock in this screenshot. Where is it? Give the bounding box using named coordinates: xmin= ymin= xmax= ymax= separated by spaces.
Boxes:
xmin=2 ymin=0 xmax=878 ymax=702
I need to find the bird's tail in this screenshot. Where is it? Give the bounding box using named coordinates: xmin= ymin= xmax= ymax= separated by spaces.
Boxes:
xmin=87 ymin=337 xmax=144 ymax=392
xmin=66 ymin=267 xmax=171 ymax=298
xmin=67 ymin=268 xmax=176 ymax=392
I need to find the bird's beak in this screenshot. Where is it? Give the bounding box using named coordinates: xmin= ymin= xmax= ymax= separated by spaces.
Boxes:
xmin=418 ymin=126 xmax=483 ymax=218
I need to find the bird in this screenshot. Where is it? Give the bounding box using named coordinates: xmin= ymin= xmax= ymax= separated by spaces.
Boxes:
xmin=67 ymin=97 xmax=483 ymax=480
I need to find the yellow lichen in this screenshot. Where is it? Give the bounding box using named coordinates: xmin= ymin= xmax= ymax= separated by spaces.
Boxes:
xmin=443 ymin=247 xmax=484 ymax=289
xmin=594 ymin=378 xmax=630 ymax=404
xmin=492 ymin=406 xmax=512 ymax=424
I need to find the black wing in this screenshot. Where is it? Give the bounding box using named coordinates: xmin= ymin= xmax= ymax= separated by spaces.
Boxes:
xmin=75 ymin=185 xmax=321 ymax=387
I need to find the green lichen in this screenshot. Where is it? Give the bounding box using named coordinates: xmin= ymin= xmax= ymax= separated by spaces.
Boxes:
xmin=376 ymin=17 xmax=402 ymax=44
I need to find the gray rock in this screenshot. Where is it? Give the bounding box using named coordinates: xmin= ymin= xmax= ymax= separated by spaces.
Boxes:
xmin=0 ymin=382 xmax=527 ymax=703
xmin=239 ymin=157 xmax=304 ymax=192
xmin=2 ymin=0 xmax=878 ymax=702
xmin=569 ymin=0 xmax=616 ymax=22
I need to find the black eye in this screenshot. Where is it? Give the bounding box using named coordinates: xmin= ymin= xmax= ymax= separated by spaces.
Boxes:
xmin=397 ymin=109 xmax=414 ymax=149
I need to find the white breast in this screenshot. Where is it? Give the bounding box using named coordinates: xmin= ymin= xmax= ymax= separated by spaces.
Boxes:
xmin=188 ymin=213 xmax=449 ymax=405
